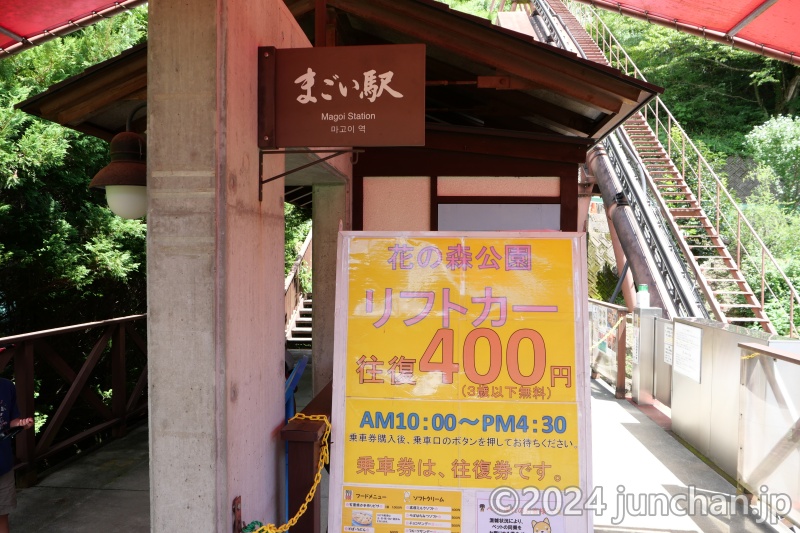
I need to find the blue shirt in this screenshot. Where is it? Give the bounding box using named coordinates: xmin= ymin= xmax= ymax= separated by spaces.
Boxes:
xmin=0 ymin=378 xmax=21 ymax=475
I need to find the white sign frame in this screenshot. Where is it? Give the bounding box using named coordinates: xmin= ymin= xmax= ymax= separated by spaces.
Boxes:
xmin=328 ymin=231 xmax=594 ymax=533
xmin=672 ymin=322 xmax=703 ymax=383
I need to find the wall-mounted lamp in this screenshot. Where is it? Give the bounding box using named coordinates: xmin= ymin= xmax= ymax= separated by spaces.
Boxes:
xmin=89 ymin=104 xmax=147 ymax=219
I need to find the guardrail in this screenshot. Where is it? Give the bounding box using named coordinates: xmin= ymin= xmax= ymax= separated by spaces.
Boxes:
xmin=285 ymin=230 xmax=313 ymax=336
xmin=565 ymin=0 xmax=800 ymax=337
xmin=0 ymin=314 xmax=148 ymax=486
xmin=588 ymin=298 xmax=629 ymax=398
xmin=738 ymin=342 xmax=800 ymax=528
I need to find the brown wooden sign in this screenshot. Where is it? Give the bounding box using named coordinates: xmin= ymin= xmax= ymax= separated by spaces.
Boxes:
xmin=259 ymin=44 xmax=425 ymax=149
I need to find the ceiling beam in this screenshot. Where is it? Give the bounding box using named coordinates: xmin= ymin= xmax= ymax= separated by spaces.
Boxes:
xmin=727 ymin=0 xmax=780 ymax=37
xmin=355 ymin=147 xmax=577 ymax=177
xmin=329 ymin=0 xmax=654 ymax=110
xmin=569 ymin=0 xmax=797 ymax=64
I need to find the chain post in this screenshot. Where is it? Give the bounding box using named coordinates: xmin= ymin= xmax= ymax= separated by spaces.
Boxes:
xmin=254 ymin=414 xmax=331 ymax=533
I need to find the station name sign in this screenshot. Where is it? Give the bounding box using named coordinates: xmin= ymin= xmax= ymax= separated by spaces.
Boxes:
xmin=258 ymin=44 xmax=425 ymax=149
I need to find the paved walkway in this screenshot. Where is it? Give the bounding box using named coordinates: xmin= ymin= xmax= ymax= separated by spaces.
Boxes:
xmin=8 ymin=375 xmax=796 ymax=532
xmin=589 ymin=379 xmax=791 ymax=533
xmin=11 ymin=422 xmax=149 ymax=532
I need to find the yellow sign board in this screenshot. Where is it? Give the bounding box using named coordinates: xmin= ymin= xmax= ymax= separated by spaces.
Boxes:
xmin=329 ymin=233 xmax=592 ymax=533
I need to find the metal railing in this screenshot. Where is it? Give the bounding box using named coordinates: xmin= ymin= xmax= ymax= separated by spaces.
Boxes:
xmin=0 ymin=315 xmax=148 ymax=485
xmin=738 ymin=342 xmax=800 ymax=528
xmin=588 ymin=299 xmax=629 ymax=398
xmin=566 ymin=0 xmax=800 ymax=336
xmin=532 ymin=0 xmax=707 ymax=319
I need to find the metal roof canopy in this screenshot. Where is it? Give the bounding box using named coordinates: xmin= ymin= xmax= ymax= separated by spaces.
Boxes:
xmin=1 ymin=0 xmax=798 ymax=64
xmin=285 ymin=0 xmax=661 ymax=141
xmin=16 ymin=0 xmax=662 ymax=213
xmin=18 ymin=0 xmax=661 ymax=143
xmin=571 ymin=0 xmax=800 ymax=64
xmin=0 ymin=0 xmax=146 ymax=56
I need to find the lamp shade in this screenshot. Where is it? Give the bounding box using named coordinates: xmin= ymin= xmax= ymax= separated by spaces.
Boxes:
xmin=90 ymin=131 xmax=147 ymax=219
xmin=105 ymin=185 xmax=148 ymax=220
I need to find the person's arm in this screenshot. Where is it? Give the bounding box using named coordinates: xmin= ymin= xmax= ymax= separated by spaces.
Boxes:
xmin=9 ymin=417 xmax=33 ymax=430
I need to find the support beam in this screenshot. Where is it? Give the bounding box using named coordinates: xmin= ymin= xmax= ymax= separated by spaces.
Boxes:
xmin=148 ymin=0 xmax=309 ymax=530
xmin=312 ymin=183 xmax=349 ymax=395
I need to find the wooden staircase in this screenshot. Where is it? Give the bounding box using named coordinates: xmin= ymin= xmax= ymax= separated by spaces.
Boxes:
xmin=548 ymin=0 xmax=776 ymax=333
xmin=286 ymin=294 xmax=313 ymax=347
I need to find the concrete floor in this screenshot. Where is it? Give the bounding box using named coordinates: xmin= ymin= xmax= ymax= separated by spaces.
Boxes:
xmin=7 ymin=364 xmax=796 ymax=532
xmin=589 ymin=379 xmax=793 ymax=533
xmin=10 ymin=422 xmax=149 ymax=532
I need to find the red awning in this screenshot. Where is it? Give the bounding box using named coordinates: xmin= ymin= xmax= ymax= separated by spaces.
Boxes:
xmin=1 ymin=0 xmax=798 ymax=63
xmin=0 ymin=0 xmax=145 ymax=56
xmin=572 ymin=0 xmax=800 ymax=63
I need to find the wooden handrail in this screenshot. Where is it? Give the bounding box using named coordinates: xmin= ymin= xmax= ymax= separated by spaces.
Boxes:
xmin=0 ymin=314 xmax=147 ymax=344
xmin=0 ymin=315 xmax=148 ymax=486
xmin=285 ymin=230 xmax=313 ymax=294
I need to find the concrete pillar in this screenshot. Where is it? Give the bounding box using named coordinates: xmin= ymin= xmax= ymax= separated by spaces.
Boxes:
xmin=148 ymin=1 xmax=310 ymax=531
xmin=311 ymin=182 xmax=349 ymax=395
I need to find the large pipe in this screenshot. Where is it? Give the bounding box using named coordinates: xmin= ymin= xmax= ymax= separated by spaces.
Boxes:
xmin=586 ymin=145 xmax=673 ymax=315
xmin=607 ymin=214 xmax=636 ymax=310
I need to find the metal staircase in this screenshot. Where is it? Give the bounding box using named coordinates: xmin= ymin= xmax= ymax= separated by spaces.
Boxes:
xmin=621 ymin=113 xmax=773 ymax=330
xmin=286 ymin=295 xmax=313 ymax=347
xmin=524 ymin=0 xmax=800 ymax=335
xmin=284 ymin=230 xmax=313 ymax=347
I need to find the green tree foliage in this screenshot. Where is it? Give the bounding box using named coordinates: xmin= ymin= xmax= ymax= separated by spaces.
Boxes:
xmin=284 ymin=202 xmax=311 ymax=273
xmin=745 ymin=115 xmax=800 ymax=210
xmin=284 ymin=203 xmax=312 ymax=293
xmin=438 ymin=0 xmax=494 ymax=20
xmin=599 ymin=13 xmax=800 ymax=156
xmin=729 ymin=170 xmax=800 ymax=334
xmin=0 ymin=9 xmax=148 ymax=336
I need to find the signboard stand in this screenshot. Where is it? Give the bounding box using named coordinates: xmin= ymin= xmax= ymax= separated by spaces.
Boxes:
xmin=329 ymin=231 xmax=593 ymax=533
xmin=258 ymin=44 xmax=425 ymax=149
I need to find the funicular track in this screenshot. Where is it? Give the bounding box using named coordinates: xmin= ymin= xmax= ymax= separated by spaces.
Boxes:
xmin=511 ymin=0 xmax=800 ymax=334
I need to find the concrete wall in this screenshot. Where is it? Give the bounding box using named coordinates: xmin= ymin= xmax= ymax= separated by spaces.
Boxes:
xmin=148 ymin=0 xmax=311 ymax=530
xmin=363 ymin=177 xmax=430 ymax=230
xmin=312 ymin=183 xmax=349 ymax=394
xmin=437 ymin=176 xmax=559 ymax=197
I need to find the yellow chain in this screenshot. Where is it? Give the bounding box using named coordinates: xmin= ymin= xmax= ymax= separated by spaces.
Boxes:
xmin=741 ymin=352 xmax=762 ymax=360
xmin=590 ymin=314 xmax=626 ymax=350
xmin=253 ymin=413 xmax=331 ymax=533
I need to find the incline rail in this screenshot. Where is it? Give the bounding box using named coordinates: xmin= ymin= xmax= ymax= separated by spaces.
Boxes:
xmin=565 ymin=0 xmax=799 ymax=336
xmin=0 ymin=315 xmax=148 ymax=485
xmin=604 ymin=126 xmax=708 ymax=318
xmin=531 ymin=0 xmax=707 ymax=319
